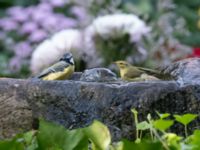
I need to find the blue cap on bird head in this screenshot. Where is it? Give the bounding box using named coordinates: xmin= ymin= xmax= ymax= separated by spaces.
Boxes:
xmin=60 ymin=53 xmax=74 ymax=65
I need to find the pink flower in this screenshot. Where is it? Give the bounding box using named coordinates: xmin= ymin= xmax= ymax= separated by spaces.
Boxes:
xmin=31 ymin=7 xmax=50 ymax=22
xmin=7 ymin=6 xmax=22 ymax=15
xmin=20 ymin=22 xmax=38 ymax=34
xmin=55 ymin=15 xmax=77 ymax=30
xmin=49 ymin=0 xmax=67 ymax=7
xmin=0 ymin=18 xmax=18 ymax=31
xmin=32 ymin=12 xmax=46 ymax=22
xmin=7 ymin=6 xmax=28 ymax=22
xmin=70 ymin=6 xmax=87 ymax=20
xmin=37 ymin=2 xmax=52 ymax=12
xmin=9 ymin=56 xmax=22 ymax=72
xmin=15 ymin=42 xmax=32 ymax=58
xmin=25 ymin=6 xmax=34 ymax=16
xmin=61 ymin=17 xmax=77 ymax=27
xmin=28 ymin=29 xmax=48 ymax=42
xmin=40 ymin=15 xmax=58 ymax=31
xmin=40 ymin=13 xmax=77 ymax=31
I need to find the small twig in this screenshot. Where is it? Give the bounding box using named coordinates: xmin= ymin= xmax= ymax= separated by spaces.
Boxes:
xmin=185 ymin=125 xmax=188 ymax=137
xmin=152 ymin=129 xmax=169 ymax=150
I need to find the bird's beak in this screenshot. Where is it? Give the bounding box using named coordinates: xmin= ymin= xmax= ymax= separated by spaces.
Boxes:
xmin=69 ymin=57 xmax=74 ymax=65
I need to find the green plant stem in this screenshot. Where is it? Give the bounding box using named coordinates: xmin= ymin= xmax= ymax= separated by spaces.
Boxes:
xmin=139 ymin=130 xmax=143 ymax=140
xmin=185 ymin=125 xmax=188 ymax=137
xmin=150 ymin=128 xmax=154 ymax=141
xmin=152 ymin=129 xmax=169 ymax=150
xmin=133 ymin=112 xmax=139 ymax=139
xmin=147 ymin=118 xmax=154 ymax=141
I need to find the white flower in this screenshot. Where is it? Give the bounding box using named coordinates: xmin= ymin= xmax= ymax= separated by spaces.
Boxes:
xmin=31 ymin=29 xmax=83 ymax=74
xmin=83 ymin=14 xmax=150 ymax=67
xmin=50 ymin=29 xmax=83 ymax=53
xmin=87 ymin=13 xmax=150 ymax=42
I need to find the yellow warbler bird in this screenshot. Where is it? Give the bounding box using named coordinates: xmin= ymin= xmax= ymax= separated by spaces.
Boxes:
xmin=35 ymin=53 xmax=75 ymax=80
xmin=114 ymin=60 xmax=161 ymax=81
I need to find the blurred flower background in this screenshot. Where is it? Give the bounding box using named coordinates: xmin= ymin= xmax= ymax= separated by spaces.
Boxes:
xmin=0 ymin=0 xmax=199 ymax=77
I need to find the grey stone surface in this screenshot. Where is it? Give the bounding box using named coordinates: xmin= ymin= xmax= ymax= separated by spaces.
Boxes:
xmin=0 ymin=58 xmax=200 ymax=140
xmin=161 ymin=58 xmax=200 ymax=84
xmin=80 ymin=68 xmax=117 ymax=82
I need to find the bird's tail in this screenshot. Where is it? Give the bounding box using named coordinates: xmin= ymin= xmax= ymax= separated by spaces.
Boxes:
xmin=137 ymin=67 xmax=171 ymax=80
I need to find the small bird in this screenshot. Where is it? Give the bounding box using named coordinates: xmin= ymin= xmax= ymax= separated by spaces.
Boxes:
xmin=35 ymin=53 xmax=75 ymax=80
xmin=114 ymin=60 xmax=162 ymax=81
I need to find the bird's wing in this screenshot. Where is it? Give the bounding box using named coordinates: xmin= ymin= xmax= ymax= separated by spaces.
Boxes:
xmin=124 ymin=66 xmax=144 ymax=79
xmin=137 ymin=67 xmax=159 ymax=74
xmin=36 ymin=61 xmax=70 ymax=78
xmin=136 ymin=67 xmax=164 ymax=78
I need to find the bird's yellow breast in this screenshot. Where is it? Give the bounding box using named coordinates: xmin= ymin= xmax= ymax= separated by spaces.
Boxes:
xmin=119 ymin=68 xmax=128 ymax=79
xmin=42 ymin=65 xmax=74 ymax=80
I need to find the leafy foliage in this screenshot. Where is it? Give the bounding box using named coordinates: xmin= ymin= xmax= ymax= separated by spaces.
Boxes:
xmin=83 ymin=120 xmax=111 ymax=150
xmin=174 ymin=114 xmax=198 ymax=126
xmin=37 ymin=119 xmax=88 ymax=150
xmin=153 ymin=119 xmax=174 ymax=132
xmin=174 ymin=114 xmax=198 ymax=137
xmin=0 ymin=111 xmax=199 ymax=150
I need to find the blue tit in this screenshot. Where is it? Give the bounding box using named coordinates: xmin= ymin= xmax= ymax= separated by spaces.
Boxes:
xmin=35 ymin=53 xmax=75 ymax=80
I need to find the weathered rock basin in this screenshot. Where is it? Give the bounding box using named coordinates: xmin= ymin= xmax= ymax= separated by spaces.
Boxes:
xmin=1 ymin=58 xmax=200 ymax=140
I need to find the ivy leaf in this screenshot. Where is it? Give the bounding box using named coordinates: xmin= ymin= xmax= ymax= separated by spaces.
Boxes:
xmin=23 ymin=131 xmax=38 ymax=150
xmin=136 ymin=121 xmax=151 ymax=130
xmin=83 ymin=120 xmax=111 ymax=150
xmin=37 ymin=119 xmax=87 ymax=150
xmin=0 ymin=134 xmax=24 ymax=150
xmin=153 ymin=119 xmax=174 ymax=131
xmin=110 ymin=141 xmax=123 ymax=150
xmin=163 ymin=133 xmax=182 ymax=149
xmin=156 ymin=111 xmax=171 ymax=119
xmin=188 ymin=130 xmax=200 ymax=149
xmin=174 ymin=114 xmax=198 ymax=126
xmin=122 ymin=139 xmax=163 ymax=150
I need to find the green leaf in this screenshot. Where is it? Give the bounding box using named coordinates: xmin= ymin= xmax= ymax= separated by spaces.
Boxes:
xmin=83 ymin=120 xmax=111 ymax=150
xmin=163 ymin=133 xmax=182 ymax=149
xmin=187 ymin=130 xmax=200 ymax=149
xmin=163 ymin=133 xmax=182 ymax=142
xmin=136 ymin=121 xmax=151 ymax=130
xmin=110 ymin=141 xmax=123 ymax=150
xmin=23 ymin=131 xmax=35 ymax=144
xmin=153 ymin=119 xmax=174 ymax=131
xmin=174 ymin=114 xmax=198 ymax=126
xmin=122 ymin=139 xmax=163 ymax=150
xmin=73 ymin=137 xmax=88 ymax=150
xmin=156 ymin=111 xmax=171 ymax=119
xmin=23 ymin=131 xmax=38 ymax=150
xmin=37 ymin=119 xmax=87 ymax=150
xmin=0 ymin=134 xmax=24 ymax=150
xmin=0 ymin=131 xmax=38 ymax=150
